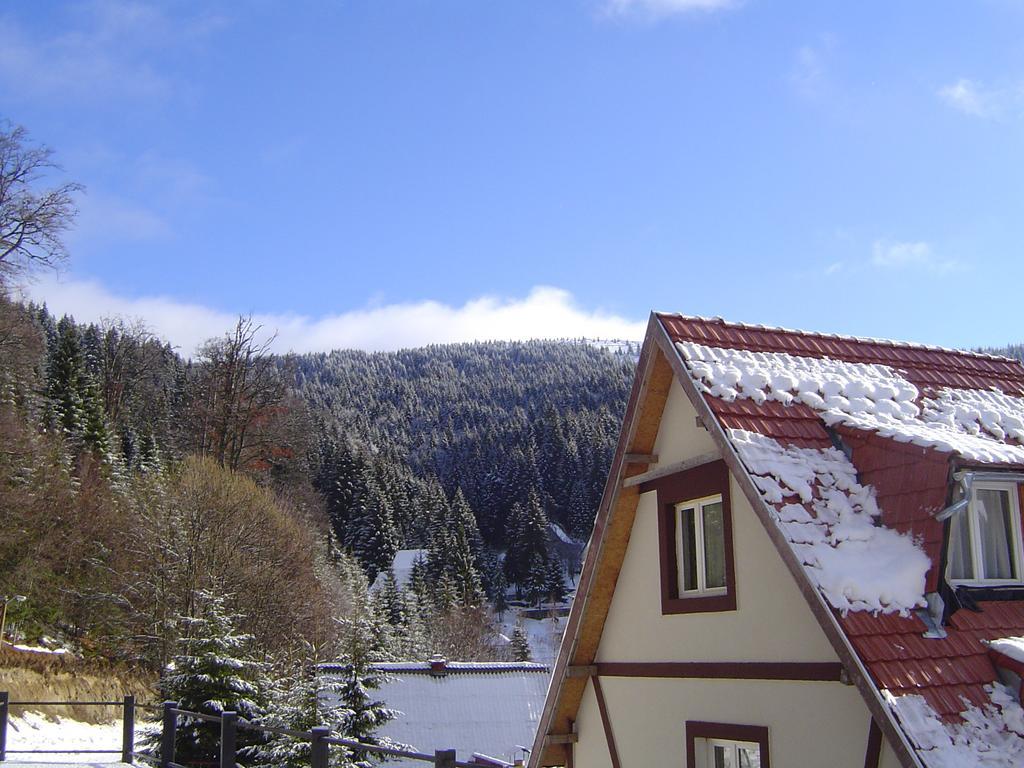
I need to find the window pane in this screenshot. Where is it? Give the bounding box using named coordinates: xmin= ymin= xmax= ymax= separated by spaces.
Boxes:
xmin=703 ymin=501 xmax=726 ymax=589
xmin=713 ymin=745 xmax=733 ymax=768
xmin=948 ymin=504 xmax=973 ymax=580
xmin=976 ymin=489 xmax=1017 ymax=580
xmin=738 ymin=746 xmax=760 ymax=768
xmin=679 ymin=507 xmax=699 ymax=591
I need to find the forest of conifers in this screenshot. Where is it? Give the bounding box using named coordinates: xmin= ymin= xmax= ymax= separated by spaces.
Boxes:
xmin=0 ymin=292 xmax=635 ymax=670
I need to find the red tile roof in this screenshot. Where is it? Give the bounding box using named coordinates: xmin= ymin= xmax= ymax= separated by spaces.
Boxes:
xmin=659 ymin=313 xmax=1024 ymax=395
xmin=659 ymin=314 xmax=1024 ymax=739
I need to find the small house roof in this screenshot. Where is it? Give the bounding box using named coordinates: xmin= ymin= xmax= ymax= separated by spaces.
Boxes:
xmin=342 ymin=660 xmax=550 ymax=768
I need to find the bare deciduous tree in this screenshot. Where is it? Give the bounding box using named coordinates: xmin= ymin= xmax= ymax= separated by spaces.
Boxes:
xmin=0 ymin=123 xmax=82 ymax=285
xmin=193 ymin=316 xmax=292 ymax=472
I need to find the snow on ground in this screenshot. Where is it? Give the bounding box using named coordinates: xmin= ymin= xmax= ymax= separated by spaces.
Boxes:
xmin=498 ymin=612 xmax=566 ymax=666
xmin=10 ymin=644 xmax=70 ymax=655
xmin=730 ymin=429 xmax=930 ymax=615
xmin=677 ymin=341 xmax=1024 ymax=464
xmin=5 ymin=712 xmax=137 ymax=764
xmin=885 ymin=684 xmax=1024 ymax=768
xmin=549 ymin=522 xmax=576 ymax=545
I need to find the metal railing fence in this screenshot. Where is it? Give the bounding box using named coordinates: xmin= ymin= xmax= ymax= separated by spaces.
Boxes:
xmin=0 ymin=692 xmax=478 ymax=768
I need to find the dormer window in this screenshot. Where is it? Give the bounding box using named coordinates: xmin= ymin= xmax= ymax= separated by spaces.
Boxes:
xmin=947 ymin=481 xmax=1024 ymax=585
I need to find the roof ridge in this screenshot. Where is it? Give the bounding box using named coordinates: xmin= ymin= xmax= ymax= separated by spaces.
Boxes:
xmin=654 ymin=312 xmax=1019 ymax=364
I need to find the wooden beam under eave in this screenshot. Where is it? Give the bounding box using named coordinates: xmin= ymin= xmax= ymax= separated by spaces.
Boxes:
xmin=566 ymin=665 xmax=597 ymax=678
xmin=544 ymin=734 xmax=579 ymax=745
xmin=623 ymin=452 xmax=658 ymax=465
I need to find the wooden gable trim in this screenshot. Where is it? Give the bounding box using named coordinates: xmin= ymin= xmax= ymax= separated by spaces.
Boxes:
xmin=530 ymin=315 xmax=674 ymax=767
xmin=864 ymin=718 xmax=883 ymax=768
xmin=594 ymin=661 xmax=844 ymax=681
xmin=649 ymin=319 xmax=923 ymax=768
xmin=592 ymin=676 xmax=621 ymax=768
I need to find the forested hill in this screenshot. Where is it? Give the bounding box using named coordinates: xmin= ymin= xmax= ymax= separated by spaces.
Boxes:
xmin=293 ymin=341 xmax=636 ymax=585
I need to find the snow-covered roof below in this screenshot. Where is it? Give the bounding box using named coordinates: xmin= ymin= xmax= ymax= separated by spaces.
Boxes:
xmin=346 ymin=664 xmax=550 ymax=768
xmin=730 ymin=429 xmax=930 ymax=615
xmin=678 ymin=341 xmax=1024 ymax=465
xmin=370 ymin=548 xmax=429 ymax=592
xmin=372 ymin=661 xmax=549 ymax=674
xmin=885 ymin=684 xmax=1024 ymax=768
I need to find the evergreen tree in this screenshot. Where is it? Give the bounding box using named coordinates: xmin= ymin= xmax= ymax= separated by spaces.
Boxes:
xmin=510 ymin=625 xmax=531 ymax=662
xmin=333 ymin=663 xmax=401 ymax=768
xmin=44 ymin=316 xmax=86 ymax=436
xmin=147 ymin=591 xmax=269 ymax=765
xmin=252 ymin=653 xmax=351 ymax=768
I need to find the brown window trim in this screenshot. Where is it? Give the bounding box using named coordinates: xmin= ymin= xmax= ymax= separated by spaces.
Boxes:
xmin=685 ymin=721 xmax=770 ymax=768
xmin=640 ymin=459 xmax=736 ymax=615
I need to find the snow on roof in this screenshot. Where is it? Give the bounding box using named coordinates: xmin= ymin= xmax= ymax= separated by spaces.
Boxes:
xmin=885 ymin=685 xmax=1024 ymax=768
xmin=678 ymin=341 xmax=1024 ymax=465
xmin=988 ymin=637 xmax=1024 ymax=666
xmin=659 ymin=315 xmax=1024 ymax=765
xmin=350 ymin=663 xmax=550 ymax=768
xmin=730 ymin=429 xmax=930 ymax=615
xmin=370 ymin=548 xmax=429 ymax=592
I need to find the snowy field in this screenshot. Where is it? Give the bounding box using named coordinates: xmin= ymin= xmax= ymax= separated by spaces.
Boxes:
xmin=499 ymin=613 xmax=567 ymax=666
xmin=5 ymin=712 xmax=137 ymax=765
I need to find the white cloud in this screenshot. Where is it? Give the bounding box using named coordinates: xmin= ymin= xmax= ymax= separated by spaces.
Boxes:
xmin=938 ymin=78 xmax=999 ymax=118
xmin=603 ymin=0 xmax=738 ymax=18
xmin=0 ymin=0 xmax=225 ymax=103
xmin=871 ymin=240 xmax=959 ymax=273
xmin=21 ymin=278 xmax=646 ymax=356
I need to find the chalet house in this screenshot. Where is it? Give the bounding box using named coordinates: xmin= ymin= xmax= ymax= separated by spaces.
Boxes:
xmin=322 ymin=659 xmax=550 ymax=768
xmin=530 ymin=314 xmax=1024 ymax=768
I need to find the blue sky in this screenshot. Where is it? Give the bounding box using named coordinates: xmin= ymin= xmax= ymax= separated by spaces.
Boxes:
xmin=6 ymin=0 xmax=1024 ymax=353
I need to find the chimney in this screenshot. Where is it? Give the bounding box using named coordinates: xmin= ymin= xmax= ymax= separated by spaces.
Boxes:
xmin=429 ymin=654 xmax=448 ymax=677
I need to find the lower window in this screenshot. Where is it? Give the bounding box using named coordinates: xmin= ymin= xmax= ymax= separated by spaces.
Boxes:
xmin=686 ymin=722 xmax=769 ymax=768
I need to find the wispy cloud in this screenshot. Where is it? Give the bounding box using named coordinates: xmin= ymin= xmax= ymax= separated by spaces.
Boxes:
xmin=871 ymin=240 xmax=960 ymax=273
xmin=0 ymin=0 xmax=225 ymax=103
xmin=603 ymin=0 xmax=739 ymax=19
xmin=68 ymin=192 xmax=171 ymax=247
xmin=791 ymin=36 xmax=836 ymax=101
xmin=939 ymin=78 xmax=999 ymax=118
xmin=22 ymin=278 xmax=646 ymax=356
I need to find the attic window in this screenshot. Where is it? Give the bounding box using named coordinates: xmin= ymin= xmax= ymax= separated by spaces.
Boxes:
xmin=947 ymin=481 xmax=1024 ymax=585
xmin=639 ymin=459 xmax=736 ymax=615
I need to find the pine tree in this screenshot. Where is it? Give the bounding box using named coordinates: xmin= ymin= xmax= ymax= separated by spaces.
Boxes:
xmin=252 ymin=653 xmax=352 ymax=768
xmin=334 ymin=663 xmax=401 ymax=768
xmin=510 ymin=625 xmax=532 ymax=662
xmin=146 ymin=591 xmax=269 ymax=765
xmin=44 ymin=316 xmax=86 ymax=436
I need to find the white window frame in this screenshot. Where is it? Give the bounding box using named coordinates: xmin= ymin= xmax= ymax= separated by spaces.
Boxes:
xmin=701 ymin=738 xmax=761 ymax=768
xmin=947 ymin=480 xmax=1024 ymax=586
xmin=675 ymin=494 xmax=727 ymax=596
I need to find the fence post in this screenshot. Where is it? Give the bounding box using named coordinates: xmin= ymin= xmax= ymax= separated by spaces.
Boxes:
xmin=0 ymin=691 xmax=8 ymax=762
xmin=436 ymin=748 xmax=457 ymax=768
xmin=161 ymin=701 xmax=177 ymax=768
xmin=310 ymin=725 xmax=330 ymax=768
xmin=220 ymin=711 xmax=237 ymax=768
xmin=121 ymin=694 xmax=135 ymax=763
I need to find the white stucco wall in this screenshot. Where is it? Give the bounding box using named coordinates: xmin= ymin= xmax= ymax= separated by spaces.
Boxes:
xmin=573 ymin=676 xmax=875 ymax=768
xmin=571 ymin=378 xmax=887 ymax=767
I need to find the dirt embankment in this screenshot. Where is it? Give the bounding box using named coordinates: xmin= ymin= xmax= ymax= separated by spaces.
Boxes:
xmin=0 ymin=645 xmax=157 ymax=724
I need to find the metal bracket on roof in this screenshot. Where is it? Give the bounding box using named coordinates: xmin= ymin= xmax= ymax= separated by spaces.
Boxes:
xmin=916 ymin=593 xmax=947 ymax=639
xmin=935 ymin=473 xmax=973 ymax=522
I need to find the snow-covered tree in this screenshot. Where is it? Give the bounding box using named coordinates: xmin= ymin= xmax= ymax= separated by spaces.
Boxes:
xmin=333 ymin=662 xmax=401 ymax=768
xmin=510 ymin=625 xmax=532 ymax=662
xmin=147 ymin=591 xmax=269 ymax=765
xmin=252 ymin=651 xmax=351 ymax=768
